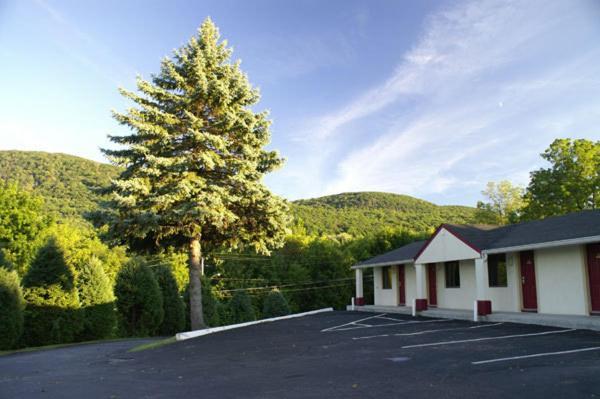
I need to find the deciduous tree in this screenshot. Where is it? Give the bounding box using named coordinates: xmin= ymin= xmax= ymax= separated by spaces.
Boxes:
xmin=477 ymin=181 xmax=526 ymax=224
xmin=522 ymin=138 xmax=599 ymax=220
xmin=0 ymin=182 xmax=51 ymax=275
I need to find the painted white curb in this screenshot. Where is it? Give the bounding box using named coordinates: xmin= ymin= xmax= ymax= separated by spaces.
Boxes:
xmin=175 ymin=307 xmax=334 ymax=341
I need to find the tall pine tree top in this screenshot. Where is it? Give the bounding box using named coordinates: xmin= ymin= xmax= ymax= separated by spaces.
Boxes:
xmin=99 ymin=18 xmax=290 ymax=254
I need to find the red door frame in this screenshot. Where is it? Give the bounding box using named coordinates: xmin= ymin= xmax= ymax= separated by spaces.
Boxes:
xmin=520 ymin=251 xmax=538 ymax=312
xmin=587 ymin=243 xmax=600 ymax=314
xmin=427 ymin=264 xmax=437 ymax=307
xmin=398 ymin=265 xmax=406 ymax=306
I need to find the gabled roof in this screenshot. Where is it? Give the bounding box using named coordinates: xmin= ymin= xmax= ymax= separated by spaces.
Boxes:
xmin=446 ymin=209 xmax=600 ymax=251
xmin=352 ymin=240 xmax=426 ymax=269
xmin=353 ymin=209 xmax=600 ymax=268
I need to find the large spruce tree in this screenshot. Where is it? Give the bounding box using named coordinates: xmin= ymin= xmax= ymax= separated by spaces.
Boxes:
xmin=99 ymin=18 xmax=289 ymax=329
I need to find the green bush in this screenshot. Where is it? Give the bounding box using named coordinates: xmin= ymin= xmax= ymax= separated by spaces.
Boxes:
xmin=0 ymin=181 xmax=51 ymax=276
xmin=216 ymin=301 xmax=233 ymax=326
xmin=21 ymin=239 xmax=82 ymax=346
xmin=0 ymin=268 xmax=25 ymax=349
xmin=228 ymin=290 xmax=255 ymax=324
xmin=76 ymin=257 xmax=116 ymax=340
xmin=202 ymin=277 xmax=220 ymax=327
xmin=262 ymin=289 xmax=290 ymax=318
xmin=114 ymin=260 xmax=163 ymax=336
xmin=153 ymin=265 xmax=185 ymax=335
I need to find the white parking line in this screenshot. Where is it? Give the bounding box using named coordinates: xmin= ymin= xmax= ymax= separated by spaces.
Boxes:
xmin=472 ymin=347 xmax=600 ymax=365
xmin=375 ymin=315 xmax=407 ymax=322
xmin=321 ymin=314 xmax=387 ymax=332
xmin=402 ymin=328 xmax=575 ymax=349
xmin=332 ymin=319 xmax=452 ymax=332
xmin=353 ymin=322 xmax=504 ymax=340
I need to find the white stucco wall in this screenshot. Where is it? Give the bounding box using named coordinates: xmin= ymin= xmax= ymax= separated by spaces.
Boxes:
xmin=415 ymin=228 xmax=480 ymax=264
xmin=535 ymin=245 xmax=589 ymax=315
xmin=435 ymin=260 xmax=476 ymax=310
xmin=373 ymin=266 xmax=398 ymax=306
xmin=372 ymin=264 xmax=416 ymax=307
xmin=486 ymin=252 xmax=520 ymax=312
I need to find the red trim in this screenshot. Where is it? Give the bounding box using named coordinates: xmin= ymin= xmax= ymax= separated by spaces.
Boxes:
xmin=415 ymin=298 xmax=428 ymax=311
xmin=414 ymin=224 xmax=481 ymax=262
xmin=355 ymin=297 xmax=365 ymax=306
xmin=477 ymin=300 xmax=492 ymax=315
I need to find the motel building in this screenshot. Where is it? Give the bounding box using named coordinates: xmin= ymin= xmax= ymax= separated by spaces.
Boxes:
xmin=351 ymin=210 xmax=600 ymax=329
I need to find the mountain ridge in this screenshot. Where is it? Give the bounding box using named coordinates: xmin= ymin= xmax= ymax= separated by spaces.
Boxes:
xmin=0 ymin=150 xmax=494 ymax=235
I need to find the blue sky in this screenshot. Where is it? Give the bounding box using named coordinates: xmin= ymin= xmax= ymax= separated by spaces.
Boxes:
xmin=0 ymin=0 xmax=599 ymax=205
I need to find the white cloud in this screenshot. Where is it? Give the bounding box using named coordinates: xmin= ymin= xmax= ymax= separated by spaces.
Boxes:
xmin=283 ymin=0 xmax=600 ymax=203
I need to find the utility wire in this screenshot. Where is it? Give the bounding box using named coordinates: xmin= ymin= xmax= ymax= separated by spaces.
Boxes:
xmin=216 ymin=276 xmax=363 ymax=293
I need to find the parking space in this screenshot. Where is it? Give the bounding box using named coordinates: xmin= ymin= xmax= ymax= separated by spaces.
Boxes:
xmin=323 ymin=312 xmax=600 ymax=365
xmin=2 ymin=311 xmax=600 ymax=398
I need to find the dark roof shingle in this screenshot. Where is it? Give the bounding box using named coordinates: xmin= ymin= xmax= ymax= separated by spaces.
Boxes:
xmin=355 ymin=240 xmax=426 ymax=267
xmin=354 ymin=210 xmax=600 ymax=267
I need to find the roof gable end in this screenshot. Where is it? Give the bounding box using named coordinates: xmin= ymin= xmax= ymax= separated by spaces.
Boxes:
xmin=414 ymin=225 xmax=481 ymax=264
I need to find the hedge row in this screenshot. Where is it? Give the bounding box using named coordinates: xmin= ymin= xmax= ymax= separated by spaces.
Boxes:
xmin=1 ymin=238 xmax=292 ymax=350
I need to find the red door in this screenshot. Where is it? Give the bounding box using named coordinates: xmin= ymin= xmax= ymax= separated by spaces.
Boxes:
xmin=587 ymin=243 xmax=600 ymax=314
xmin=427 ymin=264 xmax=437 ymax=307
xmin=520 ymin=251 xmax=538 ymax=311
xmin=398 ymin=265 xmax=406 ymax=306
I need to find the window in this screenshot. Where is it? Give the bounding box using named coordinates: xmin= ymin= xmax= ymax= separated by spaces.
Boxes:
xmin=445 ymin=261 xmax=460 ymax=288
xmin=381 ymin=266 xmax=392 ymax=289
xmin=488 ymin=254 xmax=508 ymax=287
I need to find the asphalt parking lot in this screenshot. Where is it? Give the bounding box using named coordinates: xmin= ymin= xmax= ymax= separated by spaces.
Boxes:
xmin=1 ymin=311 xmax=600 ymax=398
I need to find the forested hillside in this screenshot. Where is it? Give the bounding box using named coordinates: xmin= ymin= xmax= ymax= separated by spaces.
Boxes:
xmin=0 ymin=151 xmax=119 ymax=221
xmin=0 ymin=151 xmax=494 ymax=235
xmin=292 ymin=192 xmax=495 ymax=236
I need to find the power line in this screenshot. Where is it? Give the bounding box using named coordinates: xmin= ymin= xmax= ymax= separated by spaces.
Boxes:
xmin=215 ymin=276 xmax=372 ymax=293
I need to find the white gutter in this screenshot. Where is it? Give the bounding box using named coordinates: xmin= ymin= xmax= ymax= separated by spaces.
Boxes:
xmin=483 ymin=235 xmax=600 ymax=255
xmin=351 ymin=258 xmax=414 ymax=269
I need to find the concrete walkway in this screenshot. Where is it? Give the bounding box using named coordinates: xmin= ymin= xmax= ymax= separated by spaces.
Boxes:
xmin=348 ymin=304 xmax=600 ymax=331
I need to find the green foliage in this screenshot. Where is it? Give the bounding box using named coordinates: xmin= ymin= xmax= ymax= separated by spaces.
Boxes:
xmin=154 ymin=250 xmax=189 ymax=293
xmin=76 ymin=257 xmax=116 ymax=340
xmin=47 ymin=223 xmax=127 ymax=286
xmin=0 ymin=268 xmax=25 ymax=349
xmin=201 ymin=277 xmax=220 ymax=327
xmin=477 ymin=181 xmax=526 ymax=224
xmin=0 ymin=181 xmax=51 ymax=275
xmin=262 ymin=290 xmax=290 ymax=318
xmin=114 ymin=260 xmax=164 ymax=336
xmin=97 ymin=18 xmax=290 ymax=255
xmin=227 ymin=290 xmax=256 ymax=324
xmin=97 ymin=18 xmax=290 ymax=330
xmin=0 ymin=151 xmax=119 ymax=222
xmin=522 ymin=138 xmax=600 ymax=220
xmin=153 ymin=265 xmax=185 ymax=335
xmin=21 ymin=239 xmax=83 ymax=346
xmin=292 ymin=192 xmax=498 ymax=237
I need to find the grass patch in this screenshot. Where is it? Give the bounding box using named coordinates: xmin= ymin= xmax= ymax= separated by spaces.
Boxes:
xmin=128 ymin=336 xmax=177 ymax=353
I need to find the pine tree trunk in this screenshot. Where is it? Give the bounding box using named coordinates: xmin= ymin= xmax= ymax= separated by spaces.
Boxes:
xmin=189 ymin=238 xmax=205 ymax=330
